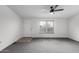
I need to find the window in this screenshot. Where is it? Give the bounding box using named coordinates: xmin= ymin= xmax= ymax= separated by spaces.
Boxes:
xmin=40 ymin=20 xmax=54 ymax=34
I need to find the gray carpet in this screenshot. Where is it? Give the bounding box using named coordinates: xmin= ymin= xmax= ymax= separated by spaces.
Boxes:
xmin=1 ymin=38 xmax=79 ymax=53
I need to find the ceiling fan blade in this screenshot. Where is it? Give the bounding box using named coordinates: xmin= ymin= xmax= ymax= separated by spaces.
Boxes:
xmin=54 ymin=5 xmax=59 ymax=9
xmin=50 ymin=6 xmax=54 ymax=9
xmin=54 ymin=9 xmax=64 ymax=11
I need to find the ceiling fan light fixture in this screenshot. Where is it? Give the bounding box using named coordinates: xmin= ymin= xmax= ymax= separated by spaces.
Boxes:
xmin=49 ymin=12 xmax=53 ymax=15
xmin=49 ymin=12 xmax=55 ymax=15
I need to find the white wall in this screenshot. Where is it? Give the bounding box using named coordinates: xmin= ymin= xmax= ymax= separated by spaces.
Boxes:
xmin=24 ymin=19 xmax=32 ymax=37
xmin=0 ymin=6 xmax=23 ymax=51
xmin=69 ymin=14 xmax=79 ymax=41
xmin=24 ymin=19 xmax=68 ymax=37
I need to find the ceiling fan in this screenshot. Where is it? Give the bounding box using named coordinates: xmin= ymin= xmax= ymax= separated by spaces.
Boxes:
xmin=50 ymin=5 xmax=64 ymax=14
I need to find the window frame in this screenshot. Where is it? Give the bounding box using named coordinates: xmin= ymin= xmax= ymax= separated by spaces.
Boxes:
xmin=40 ymin=20 xmax=54 ymax=34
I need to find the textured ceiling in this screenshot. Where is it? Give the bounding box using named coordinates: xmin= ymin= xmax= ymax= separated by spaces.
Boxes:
xmin=7 ymin=5 xmax=79 ymax=19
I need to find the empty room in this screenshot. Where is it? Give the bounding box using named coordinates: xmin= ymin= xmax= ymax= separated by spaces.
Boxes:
xmin=0 ymin=5 xmax=79 ymax=53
